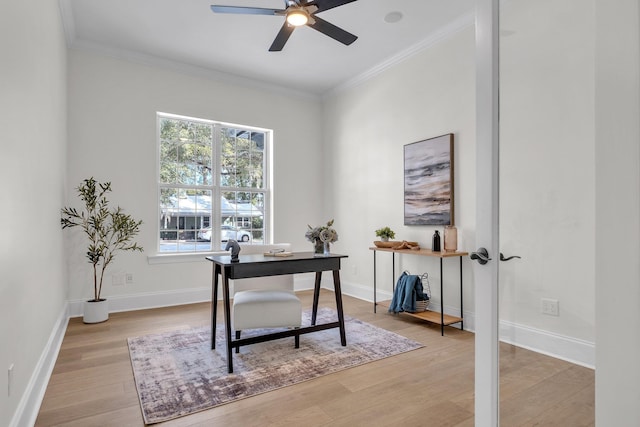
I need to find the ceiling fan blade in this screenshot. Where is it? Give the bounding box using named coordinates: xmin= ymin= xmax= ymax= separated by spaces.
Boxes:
xmin=210 ymin=5 xmax=282 ymax=16
xmin=307 ymin=16 xmax=357 ymax=46
xmin=269 ymin=23 xmax=295 ymax=51
xmin=307 ymin=0 xmax=357 ymax=13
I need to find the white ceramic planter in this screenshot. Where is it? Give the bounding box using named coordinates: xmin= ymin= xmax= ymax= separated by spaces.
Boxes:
xmin=83 ymin=299 xmax=109 ymax=323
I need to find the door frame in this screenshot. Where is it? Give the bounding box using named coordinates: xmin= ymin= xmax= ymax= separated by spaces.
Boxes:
xmin=474 ymin=0 xmax=500 ymax=425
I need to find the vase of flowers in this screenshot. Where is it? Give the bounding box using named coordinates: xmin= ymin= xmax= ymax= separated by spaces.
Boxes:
xmin=306 ymin=219 xmax=338 ymax=257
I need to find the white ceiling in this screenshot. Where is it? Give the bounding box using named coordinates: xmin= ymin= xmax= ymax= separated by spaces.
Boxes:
xmin=60 ymin=0 xmax=475 ymax=96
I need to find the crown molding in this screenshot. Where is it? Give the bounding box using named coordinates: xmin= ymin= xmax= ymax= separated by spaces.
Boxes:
xmin=68 ymin=39 xmax=320 ymax=102
xmin=58 ymin=0 xmax=76 ymax=46
xmin=323 ymin=11 xmax=475 ymax=100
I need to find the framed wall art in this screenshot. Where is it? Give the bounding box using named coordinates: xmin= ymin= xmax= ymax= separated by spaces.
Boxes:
xmin=404 ymin=133 xmax=454 ymax=226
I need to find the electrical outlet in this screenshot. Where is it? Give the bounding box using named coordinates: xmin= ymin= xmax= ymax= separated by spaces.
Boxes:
xmin=8 ymin=364 xmax=14 ymax=396
xmin=541 ymin=298 xmax=559 ymax=316
xmin=112 ymin=273 xmax=125 ymax=286
xmin=126 ymin=273 xmax=134 ymax=284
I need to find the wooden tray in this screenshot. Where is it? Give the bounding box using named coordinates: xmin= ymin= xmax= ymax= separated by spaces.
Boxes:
xmin=373 ymin=240 xmax=418 ymax=248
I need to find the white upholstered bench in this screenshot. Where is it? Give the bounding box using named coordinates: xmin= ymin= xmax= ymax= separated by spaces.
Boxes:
xmin=230 ymin=243 xmax=302 ymax=352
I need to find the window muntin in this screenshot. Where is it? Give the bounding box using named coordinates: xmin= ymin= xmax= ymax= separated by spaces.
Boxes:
xmin=158 ymin=114 xmax=269 ymax=253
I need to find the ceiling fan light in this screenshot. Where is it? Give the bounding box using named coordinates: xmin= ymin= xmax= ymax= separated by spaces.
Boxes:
xmin=286 ymin=9 xmax=309 ymax=26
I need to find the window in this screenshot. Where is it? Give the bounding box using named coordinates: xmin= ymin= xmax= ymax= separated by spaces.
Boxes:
xmin=158 ymin=113 xmax=270 ymax=253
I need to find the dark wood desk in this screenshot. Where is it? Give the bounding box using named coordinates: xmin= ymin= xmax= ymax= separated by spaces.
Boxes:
xmin=206 ymin=252 xmax=348 ymax=373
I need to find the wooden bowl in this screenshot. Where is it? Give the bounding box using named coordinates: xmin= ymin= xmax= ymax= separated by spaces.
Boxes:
xmin=373 ymin=240 xmax=419 ymax=248
xmin=373 ymin=240 xmax=399 ymax=248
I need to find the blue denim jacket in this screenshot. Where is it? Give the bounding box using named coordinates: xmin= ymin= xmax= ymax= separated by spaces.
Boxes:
xmin=388 ymin=272 xmax=428 ymax=313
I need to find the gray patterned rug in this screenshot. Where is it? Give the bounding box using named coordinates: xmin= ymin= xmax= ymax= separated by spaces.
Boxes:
xmin=128 ymin=307 xmax=423 ymax=424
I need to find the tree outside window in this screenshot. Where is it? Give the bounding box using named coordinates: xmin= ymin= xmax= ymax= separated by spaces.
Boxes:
xmin=158 ymin=114 xmax=270 ymax=252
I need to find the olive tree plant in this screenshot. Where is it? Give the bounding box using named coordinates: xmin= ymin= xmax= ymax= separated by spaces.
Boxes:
xmin=61 ymin=178 xmax=143 ymax=301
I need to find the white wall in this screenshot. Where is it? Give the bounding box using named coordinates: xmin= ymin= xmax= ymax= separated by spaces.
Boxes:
xmin=323 ymin=0 xmax=597 ymax=366
xmin=65 ymin=50 xmax=325 ymax=306
xmin=0 ymin=2 xmax=68 ymax=426
xmin=323 ymin=27 xmax=477 ymax=319
xmin=594 ymin=0 xmax=640 ymax=424
xmin=499 ymin=0 xmax=595 ymax=343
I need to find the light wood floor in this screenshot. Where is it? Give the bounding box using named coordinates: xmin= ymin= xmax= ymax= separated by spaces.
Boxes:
xmin=35 ymin=290 xmax=594 ymax=426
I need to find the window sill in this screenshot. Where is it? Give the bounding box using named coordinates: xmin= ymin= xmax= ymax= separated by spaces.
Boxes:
xmin=147 ymin=251 xmax=228 ymax=265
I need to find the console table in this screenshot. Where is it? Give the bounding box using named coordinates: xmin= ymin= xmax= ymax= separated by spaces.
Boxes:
xmin=206 ymin=252 xmax=348 ymax=373
xmin=369 ymin=247 xmax=468 ymax=335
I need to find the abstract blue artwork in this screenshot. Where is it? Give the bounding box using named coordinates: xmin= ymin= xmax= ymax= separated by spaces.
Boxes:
xmin=404 ymin=134 xmax=454 ymax=225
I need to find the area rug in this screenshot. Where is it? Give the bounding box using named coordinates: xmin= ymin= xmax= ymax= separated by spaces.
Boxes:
xmin=127 ymin=307 xmax=423 ymax=424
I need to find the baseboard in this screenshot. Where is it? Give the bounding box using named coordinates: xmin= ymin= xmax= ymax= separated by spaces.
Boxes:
xmin=338 ymin=279 xmax=392 ymax=303
xmin=294 ymin=273 xmax=343 ymax=293
xmin=10 ymin=303 xmax=69 ymax=427
xmin=68 ymin=277 xmax=320 ymax=318
xmin=338 ymin=280 xmax=594 ymax=369
xmin=68 ymin=287 xmax=213 ymax=317
xmin=498 ymin=320 xmax=595 ymax=369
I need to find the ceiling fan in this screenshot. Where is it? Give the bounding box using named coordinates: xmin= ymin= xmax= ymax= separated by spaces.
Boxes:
xmin=210 ymin=0 xmax=358 ymax=52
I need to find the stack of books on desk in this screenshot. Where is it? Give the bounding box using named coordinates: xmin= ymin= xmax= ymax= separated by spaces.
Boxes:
xmin=263 ymin=251 xmax=293 ymax=257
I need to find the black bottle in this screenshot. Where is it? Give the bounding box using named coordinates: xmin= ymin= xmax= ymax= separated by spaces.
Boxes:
xmin=432 ymin=230 xmax=441 ymax=252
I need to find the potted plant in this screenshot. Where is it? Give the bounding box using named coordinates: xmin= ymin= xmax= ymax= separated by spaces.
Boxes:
xmin=375 ymin=226 xmax=396 ymax=242
xmin=61 ymin=178 xmax=143 ymax=323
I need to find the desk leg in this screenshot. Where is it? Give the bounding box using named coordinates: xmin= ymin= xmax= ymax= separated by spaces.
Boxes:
xmin=211 ymin=264 xmax=220 ymax=349
xmin=440 ymin=258 xmax=444 ymax=336
xmin=312 ymin=271 xmax=322 ymax=325
xmin=333 ymin=270 xmax=347 ymax=346
xmin=221 ymin=268 xmax=234 ymax=373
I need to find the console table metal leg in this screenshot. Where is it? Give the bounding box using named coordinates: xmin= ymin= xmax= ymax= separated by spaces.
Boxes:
xmin=440 ymin=258 xmax=444 ymax=336
xmin=373 ymin=251 xmax=377 ymax=313
xmin=392 ymin=252 xmax=396 ymax=292
xmin=460 ymin=257 xmax=464 ymax=331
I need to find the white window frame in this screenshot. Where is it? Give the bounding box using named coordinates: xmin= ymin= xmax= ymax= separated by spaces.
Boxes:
xmin=154 ymin=112 xmax=272 ymax=259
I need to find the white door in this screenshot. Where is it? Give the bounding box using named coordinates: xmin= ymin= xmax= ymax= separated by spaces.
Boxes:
xmin=475 ymin=0 xmax=596 ymax=425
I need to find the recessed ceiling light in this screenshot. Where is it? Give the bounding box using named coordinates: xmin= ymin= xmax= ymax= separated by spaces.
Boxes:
xmin=384 ymin=11 xmax=403 ymax=24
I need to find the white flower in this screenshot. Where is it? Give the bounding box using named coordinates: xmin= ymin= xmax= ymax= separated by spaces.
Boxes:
xmin=306 ymin=219 xmax=338 ymax=243
xmin=319 ymin=228 xmax=337 ymax=243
